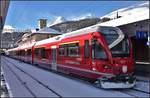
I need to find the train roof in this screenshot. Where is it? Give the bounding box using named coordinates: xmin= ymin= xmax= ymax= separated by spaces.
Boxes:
xmin=7 ymin=47 xmax=19 ymax=51
xmin=8 ymin=25 xmax=122 ymax=51
xmin=8 ymin=42 xmax=36 ymax=51
xmin=18 ymin=42 xmax=36 ymax=50
xmin=35 ymin=35 xmax=62 ymax=46
xmin=35 ymin=25 xmax=118 ymax=46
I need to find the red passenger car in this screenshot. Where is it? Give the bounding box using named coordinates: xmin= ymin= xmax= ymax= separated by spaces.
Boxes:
xmin=7 ymin=25 xmax=136 ymax=88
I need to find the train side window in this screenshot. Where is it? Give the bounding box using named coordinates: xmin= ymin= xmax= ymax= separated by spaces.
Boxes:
xmin=59 ymin=45 xmax=65 ymax=56
xmin=35 ymin=48 xmax=39 ymax=56
xmin=20 ymin=50 xmax=22 ymax=56
xmin=15 ymin=51 xmax=17 ymax=56
xmin=22 ymin=50 xmax=25 ymax=56
xmin=68 ymin=43 xmax=79 ymax=57
xmin=27 ymin=49 xmax=31 ymax=55
xmin=18 ymin=51 xmax=20 ymax=56
xmin=59 ymin=44 xmax=68 ymax=56
xmin=35 ymin=48 xmax=46 ymax=58
xmin=19 ymin=50 xmax=22 ymax=56
xmin=59 ymin=48 xmax=65 ymax=56
xmin=21 ymin=50 xmax=22 ymax=56
xmin=84 ymin=40 xmax=89 ymax=58
xmin=64 ymin=45 xmax=68 ymax=56
xmin=40 ymin=48 xmax=46 ymax=58
xmin=92 ymin=39 xmax=107 ymax=60
xmin=20 ymin=50 xmax=21 ymax=56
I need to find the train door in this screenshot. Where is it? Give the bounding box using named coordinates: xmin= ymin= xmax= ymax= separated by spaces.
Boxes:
xmin=51 ymin=46 xmax=57 ymax=71
xmin=84 ymin=40 xmax=91 ymax=68
xmin=91 ymin=37 xmax=109 ymax=72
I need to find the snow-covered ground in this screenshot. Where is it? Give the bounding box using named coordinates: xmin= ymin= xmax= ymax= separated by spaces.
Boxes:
xmin=1 ymin=56 xmax=149 ymax=97
xmin=48 ymin=16 xmax=66 ymax=27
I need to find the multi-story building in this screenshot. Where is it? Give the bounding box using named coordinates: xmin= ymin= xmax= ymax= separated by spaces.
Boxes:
xmin=17 ymin=27 xmax=63 ymax=47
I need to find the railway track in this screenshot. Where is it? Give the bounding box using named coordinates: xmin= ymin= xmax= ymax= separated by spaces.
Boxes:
xmin=2 ymin=57 xmax=62 ymax=98
xmin=131 ymin=80 xmax=150 ymax=94
xmin=3 ymin=61 xmax=37 ymax=97
xmin=2 ymin=56 xmax=150 ymax=98
xmin=58 ymin=72 xmax=150 ymax=97
xmin=54 ymin=70 xmax=150 ymax=98
xmin=131 ymin=88 xmax=149 ymax=94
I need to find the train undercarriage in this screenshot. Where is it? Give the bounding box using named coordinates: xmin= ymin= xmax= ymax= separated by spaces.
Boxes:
xmin=96 ymin=74 xmax=136 ymax=89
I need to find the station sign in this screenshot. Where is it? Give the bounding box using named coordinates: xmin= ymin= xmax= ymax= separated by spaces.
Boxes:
xmin=136 ymin=31 xmax=148 ymax=39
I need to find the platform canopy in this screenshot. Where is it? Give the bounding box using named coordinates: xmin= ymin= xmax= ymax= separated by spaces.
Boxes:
xmin=99 ymin=2 xmax=149 ymax=27
xmin=0 ymin=0 xmax=9 ymax=30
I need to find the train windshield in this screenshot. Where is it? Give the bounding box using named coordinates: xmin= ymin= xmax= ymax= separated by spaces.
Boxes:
xmin=100 ymin=27 xmax=130 ymax=58
xmin=110 ymin=38 xmax=130 ymax=57
xmin=100 ymin=28 xmax=119 ymax=45
xmin=91 ymin=38 xmax=107 ymax=59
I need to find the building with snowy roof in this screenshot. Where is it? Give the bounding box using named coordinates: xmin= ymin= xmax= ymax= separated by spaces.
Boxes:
xmin=17 ymin=27 xmax=63 ymax=47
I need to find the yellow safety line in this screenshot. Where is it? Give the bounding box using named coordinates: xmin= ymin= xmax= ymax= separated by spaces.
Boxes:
xmin=59 ymin=41 xmax=79 ymax=45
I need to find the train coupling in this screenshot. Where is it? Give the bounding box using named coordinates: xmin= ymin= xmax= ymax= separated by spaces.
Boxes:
xmin=96 ymin=74 xmax=136 ymax=89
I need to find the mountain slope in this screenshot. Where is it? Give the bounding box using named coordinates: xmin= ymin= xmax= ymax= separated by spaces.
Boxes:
xmin=47 ymin=16 xmax=66 ymax=27
xmin=50 ymin=18 xmax=101 ymax=33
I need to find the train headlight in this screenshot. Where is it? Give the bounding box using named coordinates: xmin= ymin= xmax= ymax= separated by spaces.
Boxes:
xmin=103 ymin=65 xmax=111 ymax=69
xmin=122 ymin=66 xmax=127 ymax=73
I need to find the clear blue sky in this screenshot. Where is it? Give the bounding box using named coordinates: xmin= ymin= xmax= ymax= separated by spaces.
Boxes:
xmin=5 ymin=1 xmax=146 ymax=30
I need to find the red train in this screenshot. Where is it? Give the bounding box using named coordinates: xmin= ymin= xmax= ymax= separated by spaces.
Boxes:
xmin=7 ymin=26 xmax=136 ymax=89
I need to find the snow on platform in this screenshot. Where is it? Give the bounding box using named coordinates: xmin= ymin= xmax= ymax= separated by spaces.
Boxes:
xmin=135 ymin=76 xmax=150 ymax=93
xmin=0 ymin=56 xmax=148 ymax=97
xmin=1 ymin=58 xmax=59 ymax=97
xmin=1 ymin=60 xmax=34 ymax=97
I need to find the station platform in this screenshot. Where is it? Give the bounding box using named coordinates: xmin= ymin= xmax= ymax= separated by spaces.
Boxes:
xmin=1 ymin=56 xmax=149 ymax=97
xmin=134 ymin=63 xmax=150 ymax=77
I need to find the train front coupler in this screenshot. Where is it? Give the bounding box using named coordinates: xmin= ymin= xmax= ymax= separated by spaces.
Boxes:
xmin=97 ymin=74 xmax=136 ymax=89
